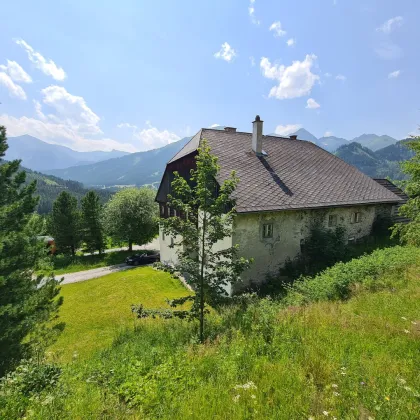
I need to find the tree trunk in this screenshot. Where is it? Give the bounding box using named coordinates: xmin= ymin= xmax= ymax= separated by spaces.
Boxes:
xmin=71 ymin=244 xmax=75 ymax=257
xmin=128 ymin=239 xmax=133 ymax=252
xmin=199 ymin=213 xmax=206 ymax=343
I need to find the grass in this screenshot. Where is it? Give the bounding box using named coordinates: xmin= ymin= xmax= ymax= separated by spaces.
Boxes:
xmin=50 ymin=266 xmax=190 ymax=361
xmin=50 ymin=249 xmax=155 ymax=275
xmin=3 ymin=246 xmax=420 ymax=419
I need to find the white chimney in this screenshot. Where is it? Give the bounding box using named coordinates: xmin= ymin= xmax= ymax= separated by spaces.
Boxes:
xmin=252 ymin=115 xmax=263 ymax=155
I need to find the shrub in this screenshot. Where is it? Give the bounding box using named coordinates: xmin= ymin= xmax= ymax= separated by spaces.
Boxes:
xmin=284 ymin=246 xmax=420 ymax=305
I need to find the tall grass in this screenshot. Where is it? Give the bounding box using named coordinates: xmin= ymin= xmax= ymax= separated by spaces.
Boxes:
xmin=2 ymin=246 xmax=419 ymax=419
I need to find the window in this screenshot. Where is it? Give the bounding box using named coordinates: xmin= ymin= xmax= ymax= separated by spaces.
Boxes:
xmin=262 ymin=223 xmax=273 ymax=238
xmin=160 ymin=204 xmax=165 ymax=216
xmin=328 ymin=215 xmax=337 ymax=227
xmin=351 ymin=212 xmax=361 ymax=224
xmin=170 ymin=237 xmax=174 ymax=247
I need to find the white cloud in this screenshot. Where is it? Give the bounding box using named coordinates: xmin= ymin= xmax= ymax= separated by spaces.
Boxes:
xmin=324 ymin=131 xmax=333 ymax=137
xmin=375 ymin=42 xmax=403 ymax=60
xmin=134 ymin=123 xmax=180 ymax=150
xmin=33 ymin=100 xmax=46 ymax=120
xmin=0 ymin=72 xmax=27 ymax=100
xmin=0 ymin=113 xmax=137 ymax=152
xmin=117 ymin=122 xmax=138 ymax=129
xmin=0 ymin=60 xmax=32 ymax=83
xmin=209 ymin=123 xmax=220 ymax=128
xmin=249 ymin=0 xmax=260 ymax=25
xmin=306 ymin=98 xmax=320 ymax=109
xmin=274 ymin=124 xmax=302 ymax=136
xmin=16 ymin=39 xmax=66 ymax=81
xmin=376 ymin=16 xmax=404 ymax=34
xmin=388 ymin=70 xmax=401 ymax=79
xmin=269 ymin=21 xmax=286 ymax=37
xmin=286 ymin=38 xmax=296 ymax=47
xmin=335 ymin=74 xmax=347 ymax=81
xmin=260 ymin=54 xmax=319 ymax=99
xmin=249 ymin=56 xmax=256 ymax=66
xmin=214 ymin=42 xmax=237 ymax=62
xmin=324 ymin=72 xmax=332 ymax=77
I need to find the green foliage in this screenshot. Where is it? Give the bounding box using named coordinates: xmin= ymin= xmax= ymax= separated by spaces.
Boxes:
xmin=81 ymin=190 xmax=105 ymax=254
xmin=282 ymin=224 xmax=347 ymax=280
xmin=392 ymin=137 xmax=420 ymax=246
xmin=4 ymin=249 xmax=419 ymax=419
xmin=0 ymin=125 xmax=63 ymax=377
xmin=137 ymin=141 xmax=252 ymax=342
xmin=284 ymin=246 xmax=419 ymax=305
xmin=48 ymin=191 xmax=82 ymax=256
xmin=103 ymin=187 xmax=158 ymax=251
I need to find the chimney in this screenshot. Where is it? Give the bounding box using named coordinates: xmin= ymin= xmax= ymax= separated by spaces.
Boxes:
xmin=289 ymin=135 xmax=298 ymax=140
xmin=252 ymin=115 xmax=263 ymax=155
xmin=224 ymin=127 xmax=237 ymax=133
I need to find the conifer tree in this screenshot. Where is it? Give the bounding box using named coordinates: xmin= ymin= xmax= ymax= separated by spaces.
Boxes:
xmin=0 ymin=125 xmax=62 ymax=376
xmin=81 ymin=190 xmax=104 ymax=254
xmin=49 ymin=191 xmax=81 ymax=256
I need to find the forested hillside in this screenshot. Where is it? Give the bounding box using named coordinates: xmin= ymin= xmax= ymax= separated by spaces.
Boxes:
xmin=335 ymin=139 xmax=414 ymax=179
xmin=22 ymin=166 xmax=112 ymax=214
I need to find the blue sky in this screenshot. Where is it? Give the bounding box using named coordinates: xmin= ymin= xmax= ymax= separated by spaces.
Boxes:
xmin=0 ymin=0 xmax=419 ymax=152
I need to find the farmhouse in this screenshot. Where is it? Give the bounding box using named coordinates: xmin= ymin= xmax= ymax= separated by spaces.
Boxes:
xmin=156 ymin=116 xmax=403 ymax=287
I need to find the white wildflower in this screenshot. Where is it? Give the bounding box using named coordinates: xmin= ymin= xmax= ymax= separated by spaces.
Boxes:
xmin=404 ymin=329 xmax=410 ymax=334
xmin=251 ymin=394 xmax=256 ymax=399
xmin=323 ymin=411 xmax=329 ymax=416
xmin=411 ymin=321 xmax=417 ymax=325
xmin=333 ymin=391 xmax=340 ymax=396
xmin=233 ymin=394 xmax=240 ymax=403
xmin=331 ymin=383 xmax=338 ymax=388
xmin=401 ymin=317 xmax=407 ymax=320
xmin=398 ymin=378 xmax=406 ymax=385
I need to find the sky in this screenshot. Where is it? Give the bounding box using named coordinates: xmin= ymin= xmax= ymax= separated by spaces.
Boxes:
xmin=0 ymin=0 xmax=419 ymax=153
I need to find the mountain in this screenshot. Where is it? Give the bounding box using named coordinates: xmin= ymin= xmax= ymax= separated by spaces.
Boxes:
xmin=0 ymin=159 xmax=112 ymax=214
xmin=351 ymin=134 xmax=397 ymax=152
xmin=335 ymin=139 xmax=413 ymax=180
xmin=6 ymin=135 xmax=130 ymax=172
xmin=290 ymin=128 xmax=318 ymax=144
xmin=44 ymin=137 xmax=192 ymax=187
xmin=317 ymin=136 xmax=348 ymax=153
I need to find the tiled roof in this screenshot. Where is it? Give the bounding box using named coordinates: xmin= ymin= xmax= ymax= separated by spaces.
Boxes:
xmin=168 ymin=128 xmax=403 ymax=213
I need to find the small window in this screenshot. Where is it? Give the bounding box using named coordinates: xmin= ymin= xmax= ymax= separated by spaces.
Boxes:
xmin=173 ymin=209 xmax=177 ymax=217
xmin=262 ymin=223 xmax=273 ymax=238
xmin=170 ymin=237 xmax=174 ymax=247
xmin=160 ymin=204 xmax=165 ymax=216
xmin=348 ymin=237 xmax=355 ymax=244
xmin=328 ymin=215 xmax=337 ymax=227
xmin=351 ymin=212 xmax=361 ymax=224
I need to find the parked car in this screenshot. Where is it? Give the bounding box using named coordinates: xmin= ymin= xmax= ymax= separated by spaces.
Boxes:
xmin=125 ymin=252 xmax=160 ymax=266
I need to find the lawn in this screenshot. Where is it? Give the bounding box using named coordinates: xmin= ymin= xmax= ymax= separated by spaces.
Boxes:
xmin=50 ymin=249 xmax=155 ymax=275
xmin=50 ymin=266 xmax=190 ymax=361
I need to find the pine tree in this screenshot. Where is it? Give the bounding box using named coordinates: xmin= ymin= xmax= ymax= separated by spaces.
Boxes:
xmin=104 ymin=188 xmax=158 ymax=251
xmin=0 ymin=125 xmax=62 ymax=377
xmin=49 ymin=191 xmax=81 ymax=256
xmin=81 ymin=190 xmax=104 ymax=254
xmin=133 ymin=141 xmax=252 ymax=343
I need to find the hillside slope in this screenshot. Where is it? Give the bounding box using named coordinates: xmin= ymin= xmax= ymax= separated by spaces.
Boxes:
xmin=6 ymin=135 xmax=129 ymax=171
xmin=44 ymin=137 xmax=191 ymax=187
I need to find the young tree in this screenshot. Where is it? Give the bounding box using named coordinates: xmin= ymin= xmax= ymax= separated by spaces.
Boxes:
xmin=103 ymin=187 xmax=158 ymax=251
xmin=133 ymin=141 xmax=252 ymax=343
xmin=392 ymin=136 xmax=420 ymax=245
xmin=0 ymin=125 xmax=63 ymax=376
xmin=81 ymin=190 xmax=104 ymax=254
xmin=48 ymin=191 xmax=81 ymax=256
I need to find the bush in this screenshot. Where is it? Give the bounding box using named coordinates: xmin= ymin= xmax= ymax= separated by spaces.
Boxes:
xmin=284 ymin=245 xmax=420 ymax=305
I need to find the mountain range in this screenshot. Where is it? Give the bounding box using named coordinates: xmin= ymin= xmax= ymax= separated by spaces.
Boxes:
xmin=5 ymin=129 xmax=413 ymax=191
xmin=44 ymin=137 xmax=191 ymax=187
xmin=288 ymin=128 xmax=398 ymax=152
xmin=6 ymin=135 xmax=129 ymax=171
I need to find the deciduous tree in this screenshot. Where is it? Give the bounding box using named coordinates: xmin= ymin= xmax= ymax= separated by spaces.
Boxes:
xmin=104 ymin=188 xmax=158 ymax=251
xmin=133 ymin=141 xmax=252 ymax=342
xmin=392 ymin=136 xmax=420 ymax=245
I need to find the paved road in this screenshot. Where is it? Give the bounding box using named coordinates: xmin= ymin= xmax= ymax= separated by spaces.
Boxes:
xmin=58 ymin=264 xmax=136 ymax=285
xmin=86 ymin=237 xmax=160 ymax=256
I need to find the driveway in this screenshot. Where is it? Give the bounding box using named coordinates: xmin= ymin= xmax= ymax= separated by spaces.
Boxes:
xmin=58 ymin=264 xmax=135 ymax=285
xmin=85 ymin=237 xmax=160 ymax=256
